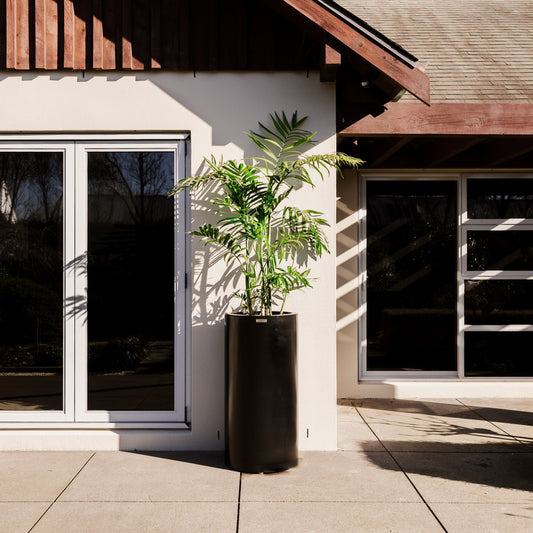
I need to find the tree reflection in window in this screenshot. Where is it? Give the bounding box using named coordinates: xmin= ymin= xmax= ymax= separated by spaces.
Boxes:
xmin=87 ymin=152 xmax=175 ymax=411
xmin=0 ymin=153 xmax=63 ymax=410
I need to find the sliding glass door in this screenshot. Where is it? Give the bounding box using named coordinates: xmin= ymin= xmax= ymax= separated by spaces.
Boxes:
xmin=0 ymin=137 xmax=189 ymax=425
xmin=0 ymin=151 xmax=64 ymax=412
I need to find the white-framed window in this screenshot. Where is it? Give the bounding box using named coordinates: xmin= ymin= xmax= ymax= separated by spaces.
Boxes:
xmin=0 ymin=135 xmax=190 ymax=428
xmin=359 ymin=173 xmax=533 ymax=380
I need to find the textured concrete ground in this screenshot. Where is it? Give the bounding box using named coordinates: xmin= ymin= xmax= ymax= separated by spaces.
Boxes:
xmin=0 ymin=398 xmax=531 ymax=532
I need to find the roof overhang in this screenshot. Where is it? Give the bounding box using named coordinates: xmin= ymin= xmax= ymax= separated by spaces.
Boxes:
xmin=262 ymin=0 xmax=430 ymax=105
xmin=338 ymin=103 xmax=533 ymax=169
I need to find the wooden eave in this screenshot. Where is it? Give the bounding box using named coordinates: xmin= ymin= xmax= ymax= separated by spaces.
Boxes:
xmin=0 ymin=0 xmax=429 ymax=110
xmin=338 ymin=102 xmax=533 ymax=170
xmin=263 ymin=0 xmax=430 ymax=105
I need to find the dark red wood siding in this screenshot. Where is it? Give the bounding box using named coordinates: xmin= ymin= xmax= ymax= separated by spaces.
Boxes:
xmin=0 ymin=0 xmax=320 ymax=70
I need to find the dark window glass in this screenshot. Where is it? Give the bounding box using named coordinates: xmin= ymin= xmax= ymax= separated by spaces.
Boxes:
xmin=87 ymin=152 xmax=175 ymax=411
xmin=465 ymin=280 xmax=533 ymax=324
xmin=0 ymin=153 xmax=63 ymax=410
xmin=366 ymin=180 xmax=457 ymax=371
xmin=467 ymin=231 xmax=533 ymax=271
xmin=465 ymin=332 xmax=533 ymax=377
xmin=467 ymin=179 xmax=533 ymax=219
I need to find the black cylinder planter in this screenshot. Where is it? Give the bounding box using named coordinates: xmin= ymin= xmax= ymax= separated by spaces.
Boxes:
xmin=225 ymin=312 xmax=298 ymax=473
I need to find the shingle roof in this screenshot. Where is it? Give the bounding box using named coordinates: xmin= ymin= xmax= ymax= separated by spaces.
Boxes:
xmin=335 ymin=0 xmax=533 ymax=103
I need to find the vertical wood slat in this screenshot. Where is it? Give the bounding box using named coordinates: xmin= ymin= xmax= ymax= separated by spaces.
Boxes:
xmin=34 ymin=0 xmax=59 ymax=69
xmin=63 ymin=0 xmax=74 ymax=68
xmin=190 ymin=0 xmax=205 ymax=69
xmin=102 ymin=0 xmax=117 ymax=69
xmin=5 ymin=0 xmax=15 ymax=68
xmin=35 ymin=0 xmax=45 ymax=67
xmin=206 ymin=0 xmax=218 ymax=70
xmin=92 ymin=0 xmax=103 ymax=68
xmin=0 ymin=1 xmax=6 ymax=68
xmin=160 ymin=0 xmax=178 ymax=68
xmin=45 ymin=0 xmax=58 ymax=69
xmin=177 ymin=0 xmax=189 ymax=69
xmin=6 ymin=0 xmax=30 ymax=68
xmin=74 ymin=0 xmax=88 ymax=69
xmin=121 ymin=0 xmax=132 ymax=69
xmin=2 ymin=0 xmax=320 ymax=71
xmin=150 ymin=0 xmax=160 ymax=68
xmin=16 ymin=0 xmax=29 ymax=68
xmin=131 ymin=0 xmax=148 ymax=69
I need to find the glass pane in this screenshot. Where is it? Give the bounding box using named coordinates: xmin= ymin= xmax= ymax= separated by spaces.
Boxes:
xmin=467 ymin=179 xmax=533 ymax=219
xmin=0 ymin=153 xmax=63 ymax=410
xmin=465 ymin=280 xmax=533 ymax=324
xmin=465 ymin=332 xmax=533 ymax=376
xmin=467 ymin=231 xmax=533 ymax=271
xmin=87 ymin=152 xmax=175 ymax=411
xmin=366 ymin=181 xmax=457 ymax=371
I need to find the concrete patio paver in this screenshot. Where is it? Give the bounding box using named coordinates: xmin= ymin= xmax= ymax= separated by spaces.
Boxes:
xmin=240 ymin=451 xmax=423 ymax=503
xmin=1 ymin=398 xmax=532 ymax=532
xmin=0 ymin=503 xmax=51 ymax=533
xmin=344 ymin=399 xmax=524 ymax=452
xmin=239 ymin=502 xmax=444 ymax=533
xmin=431 ymin=503 xmax=533 ymax=533
xmin=460 ymin=398 xmax=533 ymax=449
xmin=391 ymin=451 xmax=533 ymax=504
xmin=30 ymin=502 xmax=238 ymax=533
xmin=59 ymin=452 xmax=240 ymax=503
xmin=0 ymin=451 xmax=93 ymax=501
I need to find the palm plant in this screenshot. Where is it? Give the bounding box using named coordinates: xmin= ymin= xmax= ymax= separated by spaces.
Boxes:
xmin=169 ymin=111 xmax=362 ymax=316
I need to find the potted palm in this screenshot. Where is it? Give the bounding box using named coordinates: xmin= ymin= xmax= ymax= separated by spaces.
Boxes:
xmin=169 ymin=111 xmax=361 ymax=472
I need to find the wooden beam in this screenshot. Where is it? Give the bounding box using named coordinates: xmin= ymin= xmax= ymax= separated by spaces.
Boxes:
xmin=341 ymin=103 xmax=533 ymax=137
xmin=320 ymin=43 xmax=341 ymax=82
xmin=264 ymin=0 xmax=430 ymax=104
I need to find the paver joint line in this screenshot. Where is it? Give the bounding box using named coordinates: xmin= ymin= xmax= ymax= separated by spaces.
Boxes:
xmin=236 ymin=473 xmax=242 ymax=533
xmin=26 ymin=452 xmax=96 ymax=533
xmin=457 ymin=399 xmax=531 ymax=448
xmin=355 ymin=405 xmax=449 ymax=533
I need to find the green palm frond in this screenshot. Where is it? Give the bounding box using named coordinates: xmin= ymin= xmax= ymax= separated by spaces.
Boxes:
xmin=169 ymin=111 xmax=363 ymax=315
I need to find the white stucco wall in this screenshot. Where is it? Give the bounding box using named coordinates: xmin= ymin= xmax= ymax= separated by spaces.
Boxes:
xmin=0 ymin=72 xmax=338 ymax=450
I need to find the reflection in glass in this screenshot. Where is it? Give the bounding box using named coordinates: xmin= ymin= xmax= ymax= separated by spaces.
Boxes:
xmin=366 ymin=181 xmax=457 ymax=371
xmin=465 ymin=280 xmax=533 ymax=324
xmin=88 ymin=152 xmax=175 ymax=411
xmin=465 ymin=332 xmax=533 ymax=376
xmin=467 ymin=179 xmax=533 ymax=219
xmin=467 ymin=231 xmax=533 ymax=271
xmin=0 ymin=153 xmax=63 ymax=410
